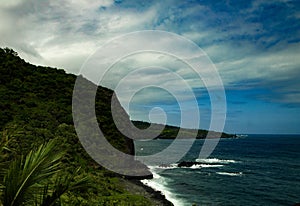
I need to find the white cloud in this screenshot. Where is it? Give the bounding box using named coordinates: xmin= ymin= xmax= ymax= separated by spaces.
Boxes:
xmin=0 ymin=0 xmax=158 ymax=73
xmin=0 ymin=0 xmax=299 ymax=107
xmin=214 ymin=42 xmax=300 ymax=82
xmin=63 ymin=0 xmax=114 ymax=12
xmin=0 ymin=0 xmax=24 ymax=9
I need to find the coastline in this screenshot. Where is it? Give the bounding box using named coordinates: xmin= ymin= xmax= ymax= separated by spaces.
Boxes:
xmin=120 ymin=178 xmax=174 ymax=206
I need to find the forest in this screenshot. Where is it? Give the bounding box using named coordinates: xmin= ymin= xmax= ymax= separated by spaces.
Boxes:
xmin=0 ymin=48 xmax=154 ymax=205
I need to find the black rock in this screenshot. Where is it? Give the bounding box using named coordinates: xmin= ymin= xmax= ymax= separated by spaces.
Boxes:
xmin=178 ymin=161 xmax=199 ymax=167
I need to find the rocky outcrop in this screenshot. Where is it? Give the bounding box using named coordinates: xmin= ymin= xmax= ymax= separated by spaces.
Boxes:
xmin=177 ymin=161 xmax=202 ymax=167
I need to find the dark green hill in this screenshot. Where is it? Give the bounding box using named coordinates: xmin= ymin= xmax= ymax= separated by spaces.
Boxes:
xmin=0 ymin=48 xmax=136 ymax=155
xmin=0 ymin=48 xmax=158 ymax=205
xmin=0 ymin=47 xmax=233 ymax=205
xmin=132 ymin=121 xmax=235 ymax=139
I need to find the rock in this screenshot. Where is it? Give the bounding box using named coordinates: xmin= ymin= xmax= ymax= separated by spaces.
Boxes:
xmin=178 ymin=161 xmax=199 ymax=167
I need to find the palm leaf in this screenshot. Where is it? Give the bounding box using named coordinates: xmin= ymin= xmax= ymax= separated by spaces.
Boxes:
xmin=0 ymin=130 xmax=15 ymax=200
xmin=40 ymin=167 xmax=92 ymax=206
xmin=2 ymin=139 xmax=64 ymax=206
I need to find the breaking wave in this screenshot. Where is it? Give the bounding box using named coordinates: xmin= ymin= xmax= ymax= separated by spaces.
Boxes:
xmin=195 ymin=158 xmax=238 ymax=164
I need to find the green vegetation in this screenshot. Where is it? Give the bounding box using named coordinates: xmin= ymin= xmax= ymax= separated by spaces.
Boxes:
xmin=0 ymin=47 xmax=232 ymax=205
xmin=0 ymin=139 xmax=90 ymax=206
xmin=0 ymin=48 xmax=154 ymax=205
xmin=132 ymin=121 xmax=235 ymax=139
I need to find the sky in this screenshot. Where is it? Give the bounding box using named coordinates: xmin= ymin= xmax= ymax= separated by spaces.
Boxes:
xmin=0 ymin=0 xmax=299 ymax=134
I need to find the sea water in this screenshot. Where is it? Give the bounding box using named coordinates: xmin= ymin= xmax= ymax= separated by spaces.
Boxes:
xmin=135 ymin=135 xmax=300 ymax=206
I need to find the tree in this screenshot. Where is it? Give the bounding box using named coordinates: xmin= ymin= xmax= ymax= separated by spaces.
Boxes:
xmin=0 ymin=139 xmax=91 ymax=206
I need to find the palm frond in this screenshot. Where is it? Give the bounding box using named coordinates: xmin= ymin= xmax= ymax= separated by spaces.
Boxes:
xmin=0 ymin=130 xmax=15 ymax=202
xmin=3 ymin=139 xmax=65 ymax=206
xmin=40 ymin=167 xmax=92 ymax=206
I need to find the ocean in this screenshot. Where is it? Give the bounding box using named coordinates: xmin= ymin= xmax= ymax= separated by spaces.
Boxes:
xmin=135 ymin=135 xmax=300 ymax=206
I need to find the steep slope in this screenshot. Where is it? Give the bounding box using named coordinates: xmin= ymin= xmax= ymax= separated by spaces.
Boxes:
xmin=132 ymin=121 xmax=236 ymax=139
xmin=0 ymin=48 xmax=134 ymax=154
xmin=0 ymin=48 xmax=156 ymax=205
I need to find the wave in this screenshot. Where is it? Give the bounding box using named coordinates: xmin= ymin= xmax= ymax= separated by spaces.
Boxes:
xmin=181 ymin=164 xmax=224 ymax=169
xmin=154 ymin=163 xmax=178 ymax=170
xmin=195 ymin=158 xmax=238 ymax=164
xmin=143 ymin=161 xmax=239 ymax=205
xmin=151 ymin=163 xmax=224 ymax=170
xmin=141 ymin=168 xmax=185 ymax=206
xmin=216 ymin=172 xmax=243 ymax=176
xmin=198 ymin=164 xmax=224 ymax=168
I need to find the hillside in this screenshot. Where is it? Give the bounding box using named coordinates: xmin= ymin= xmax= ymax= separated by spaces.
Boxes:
xmin=0 ymin=48 xmax=167 ymax=205
xmin=132 ymin=121 xmax=235 ymax=139
xmin=0 ymin=47 xmax=234 ymax=205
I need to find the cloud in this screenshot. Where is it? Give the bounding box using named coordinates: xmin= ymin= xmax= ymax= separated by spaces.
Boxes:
xmin=1 ymin=0 xmax=299 ymax=131
xmin=213 ymin=41 xmax=300 ymax=104
xmin=0 ymin=0 xmax=158 ymax=72
xmin=101 ymin=52 xmax=205 ymax=112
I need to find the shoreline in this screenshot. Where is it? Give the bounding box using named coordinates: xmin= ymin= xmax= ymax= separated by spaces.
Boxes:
xmin=120 ymin=178 xmax=173 ymax=206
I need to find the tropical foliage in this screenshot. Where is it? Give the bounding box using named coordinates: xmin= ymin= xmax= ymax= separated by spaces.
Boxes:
xmin=0 ymin=48 xmax=152 ymax=205
xmin=0 ymin=139 xmax=91 ymax=206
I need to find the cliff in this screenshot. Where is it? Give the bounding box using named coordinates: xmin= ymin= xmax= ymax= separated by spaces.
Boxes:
xmin=0 ymin=48 xmax=156 ymax=205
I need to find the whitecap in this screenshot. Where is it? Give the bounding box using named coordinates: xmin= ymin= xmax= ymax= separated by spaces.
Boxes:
xmin=216 ymin=172 xmax=243 ymax=176
xmin=199 ymin=164 xmax=224 ymax=168
xmin=158 ymin=163 xmax=178 ymax=169
xmin=189 ymin=164 xmax=202 ymax=169
xmin=196 ymin=158 xmax=238 ymax=164
xmin=178 ymin=164 xmax=224 ymax=170
xmin=141 ymin=169 xmax=185 ymax=206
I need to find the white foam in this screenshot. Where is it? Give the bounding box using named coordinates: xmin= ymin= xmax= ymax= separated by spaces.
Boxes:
xmin=141 ymin=169 xmax=185 ymax=206
xmin=189 ymin=164 xmax=202 ymax=169
xmin=216 ymin=172 xmax=243 ymax=176
xmin=199 ymin=164 xmax=224 ymax=168
xmin=181 ymin=164 xmax=224 ymax=169
xmin=153 ymin=163 xmax=225 ymax=170
xmin=157 ymin=163 xmax=178 ymax=169
xmin=196 ymin=158 xmax=238 ymax=164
